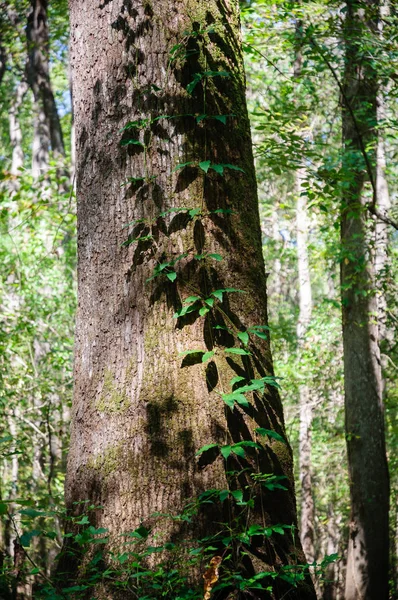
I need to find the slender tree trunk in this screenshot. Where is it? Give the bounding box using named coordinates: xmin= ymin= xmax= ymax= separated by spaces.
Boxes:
xmin=341 ymin=1 xmax=390 ymax=598
xmin=9 ymin=82 xmax=28 ymax=180
xmin=26 ymin=0 xmax=65 ymax=159
xmin=322 ymin=507 xmax=339 ymax=600
xmin=296 ymin=166 xmax=315 ymax=567
xmin=31 ymin=103 xmax=50 ymax=177
xmin=63 ymin=1 xmax=316 ymax=598
xmin=293 ymin=21 xmax=315 ymax=571
xmin=375 ymin=1 xmax=393 ymax=382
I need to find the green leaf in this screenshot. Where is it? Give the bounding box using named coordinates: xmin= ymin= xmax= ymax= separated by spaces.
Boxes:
xmin=76 ymin=515 xmax=90 ymax=525
xmin=211 ymin=163 xmax=224 ymax=175
xmin=231 ymin=445 xmax=246 ymax=458
xmin=184 ymin=296 xmax=200 ymax=304
xmin=213 ymin=115 xmax=227 ymax=124
xmin=220 ymin=445 xmax=232 ymax=459
xmin=117 ymin=553 xmax=129 ymax=564
xmin=0 ymin=503 xmax=8 ymax=516
xmin=219 ymin=489 xmax=229 ymax=502
xmin=255 ymin=428 xmax=286 ymax=444
xmin=230 ymin=376 xmax=245 ymax=386
xmin=272 ymin=526 xmax=286 ymax=535
xmin=252 ymin=330 xmax=267 ymax=340
xmin=120 ymin=139 xmax=145 ymax=147
xmin=199 ymin=160 xmax=211 ymax=173
xmin=30 ymin=567 xmax=41 ymax=575
xmin=166 ymin=272 xmax=177 ymax=282
xmin=237 ymin=331 xmax=249 ymax=345
xmin=189 ymin=207 xmax=201 ymax=218
xmin=204 ymin=297 xmax=215 ymax=308
xmin=211 ymin=290 xmax=224 ymax=301
xmin=20 ymin=530 xmax=41 ymax=547
xmin=186 ymin=73 xmax=202 ymax=94
xmin=208 ymin=253 xmax=223 ymax=261
xmin=235 ymin=380 xmax=265 ymax=393
xmin=224 ymin=348 xmax=251 ymax=356
xmin=179 ymin=349 xmax=203 ymax=356
xmin=131 ymin=525 xmax=150 ymax=539
xmin=120 ymin=119 xmax=150 ymax=131
xmin=20 ymin=508 xmax=45 ymax=518
xmin=196 ymin=114 xmax=207 ymax=123
xmin=230 ymin=490 xmax=243 ymax=503
xmin=202 ymin=351 xmax=215 ymax=363
xmin=222 ymin=163 xmax=245 ymax=173
xmin=196 ymin=443 xmax=219 ymax=456
xmin=199 ymin=306 xmax=210 ymax=316
xmin=222 ymin=393 xmax=250 ymax=408
xmin=221 ymin=394 xmax=235 ymax=409
xmin=173 ymin=161 xmax=194 ymax=172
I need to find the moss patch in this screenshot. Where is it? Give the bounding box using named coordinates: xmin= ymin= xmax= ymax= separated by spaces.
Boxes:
xmin=96 ymin=368 xmax=130 ymax=414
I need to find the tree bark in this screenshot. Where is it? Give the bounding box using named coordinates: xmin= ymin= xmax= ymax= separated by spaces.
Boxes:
xmin=9 ymin=81 xmax=28 ymax=180
xmin=296 ymin=166 xmax=315 ymax=568
xmin=63 ymin=1 xmax=316 ymax=599
xmin=293 ymin=20 xmax=316 ymax=572
xmin=26 ymin=0 xmax=65 ymax=159
xmin=341 ymin=1 xmax=390 ymax=598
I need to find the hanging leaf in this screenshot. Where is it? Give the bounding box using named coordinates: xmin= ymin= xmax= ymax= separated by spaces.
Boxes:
xmin=196 ymin=443 xmax=219 ymax=456
xmin=173 ymin=161 xmax=194 ymax=171
xmin=186 ymin=73 xmax=203 ymax=94
xmin=211 ymin=164 xmax=224 ymax=175
xmin=202 ymin=351 xmax=215 ymax=363
xmin=199 ymin=160 xmax=211 ymax=173
xmin=189 ymin=207 xmax=201 ymax=218
xmin=120 ymin=139 xmax=145 ymax=147
xmin=199 ymin=306 xmax=210 ymax=316
xmin=208 ymin=253 xmax=223 ymax=261
xmin=222 ymin=163 xmax=245 ymax=173
xmin=230 ymin=376 xmax=246 ymax=386
xmin=222 ymin=393 xmax=250 ymax=408
xmin=184 ymin=296 xmax=201 ymax=304
xmin=224 ymin=348 xmax=251 ymax=356
xmin=230 ymin=489 xmax=244 ymax=503
xmin=213 ymin=115 xmax=228 ymax=124
xmin=211 ymin=290 xmax=224 ymax=301
xmin=255 ymin=428 xmax=286 ymax=444
xmin=235 ymin=380 xmax=265 ymax=393
xmin=222 ymin=395 xmax=235 ymax=410
xmin=231 ymin=445 xmax=245 ymax=458
xmin=237 ymin=331 xmax=249 ymax=345
xmin=220 ymin=445 xmax=232 ymax=459
xmin=166 ymin=272 xmax=177 ymax=282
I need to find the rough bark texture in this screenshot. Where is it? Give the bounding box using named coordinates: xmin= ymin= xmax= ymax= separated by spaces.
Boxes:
xmin=64 ymin=1 xmax=316 ymax=599
xmin=341 ymin=1 xmax=390 ymax=598
xmin=26 ymin=0 xmax=65 ymax=159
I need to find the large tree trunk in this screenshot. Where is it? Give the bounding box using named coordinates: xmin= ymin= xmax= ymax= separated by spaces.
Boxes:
xmin=341 ymin=1 xmax=390 ymax=598
xmin=63 ymin=1 xmax=316 ymax=599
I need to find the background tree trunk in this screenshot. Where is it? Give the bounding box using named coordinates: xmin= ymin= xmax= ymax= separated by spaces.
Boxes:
xmin=26 ymin=0 xmax=65 ymax=159
xmin=64 ymin=1 xmax=316 ymax=598
xmin=341 ymin=1 xmax=390 ymax=597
